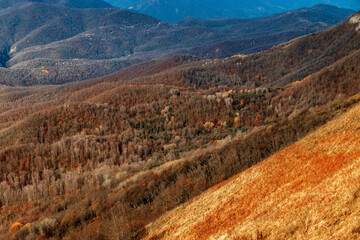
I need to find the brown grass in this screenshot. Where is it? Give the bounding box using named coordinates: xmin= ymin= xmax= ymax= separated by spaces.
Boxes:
xmin=145 ymin=102 xmax=360 ymax=240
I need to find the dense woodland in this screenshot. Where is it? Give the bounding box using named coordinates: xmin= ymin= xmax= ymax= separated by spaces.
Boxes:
xmin=113 ymin=19 xmax=360 ymax=90
xmin=0 ymin=11 xmax=360 ymax=240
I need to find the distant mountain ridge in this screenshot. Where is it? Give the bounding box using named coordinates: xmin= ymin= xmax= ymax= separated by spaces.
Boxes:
xmin=106 ymin=0 xmax=360 ymax=22
xmin=0 ymin=3 xmax=354 ymax=85
xmin=0 ymin=0 xmax=113 ymax=9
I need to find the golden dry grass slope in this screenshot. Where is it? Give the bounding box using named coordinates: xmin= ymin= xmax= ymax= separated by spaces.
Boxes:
xmin=145 ymin=101 xmax=360 ymax=240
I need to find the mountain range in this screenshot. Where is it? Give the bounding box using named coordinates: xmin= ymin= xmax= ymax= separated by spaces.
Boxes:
xmin=106 ymin=0 xmax=360 ymax=22
xmin=0 ymin=0 xmax=113 ymax=9
xmin=1 ymin=0 xmax=360 ymax=239
xmin=0 ymin=2 xmax=354 ymax=85
xmin=1 ymin=7 xmax=360 ymax=239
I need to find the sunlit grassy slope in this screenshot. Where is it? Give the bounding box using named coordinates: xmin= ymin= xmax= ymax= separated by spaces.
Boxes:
xmin=145 ymin=100 xmax=360 ymax=239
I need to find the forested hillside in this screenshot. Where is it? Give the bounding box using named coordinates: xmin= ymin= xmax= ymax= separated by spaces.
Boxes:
xmin=1 ymin=11 xmax=360 ymax=240
xmin=145 ymin=88 xmax=360 ymax=240
xmin=0 ymin=3 xmax=353 ymax=85
xmin=120 ymin=13 xmax=360 ymax=89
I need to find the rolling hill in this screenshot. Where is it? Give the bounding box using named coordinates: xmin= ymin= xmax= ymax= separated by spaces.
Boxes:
xmin=0 ymin=3 xmax=354 ymax=86
xmin=129 ymin=10 xmax=360 ymax=89
xmin=106 ymin=0 xmax=360 ymax=22
xmin=1 ymin=10 xmax=360 ymax=240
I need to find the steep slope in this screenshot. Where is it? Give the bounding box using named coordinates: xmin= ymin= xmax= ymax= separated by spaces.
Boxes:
xmin=145 ymin=92 xmax=360 ymax=240
xmin=1 ymin=8 xmax=360 ymax=240
xmin=1 ymin=18 xmax=360 ymax=237
xmin=107 ymin=0 xmax=359 ymax=22
xmin=136 ymin=10 xmax=360 ymax=89
xmin=0 ymin=3 xmax=353 ymax=85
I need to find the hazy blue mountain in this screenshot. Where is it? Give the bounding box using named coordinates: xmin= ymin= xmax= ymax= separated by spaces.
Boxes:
xmin=0 ymin=0 xmax=113 ymax=9
xmin=105 ymin=0 xmax=360 ymax=22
